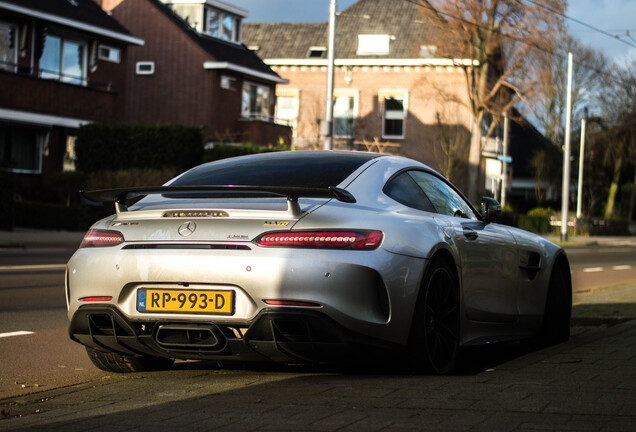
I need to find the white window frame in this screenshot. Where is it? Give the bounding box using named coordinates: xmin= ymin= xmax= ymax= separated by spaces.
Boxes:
xmin=357 ymin=34 xmax=391 ymax=55
xmin=39 ymin=35 xmax=88 ymax=86
xmin=275 ymin=88 xmax=300 ymax=133
xmin=136 ymin=61 xmax=155 ymax=75
xmin=333 ymin=89 xmax=359 ymax=139
xmin=380 ymin=90 xmax=408 ymax=140
xmin=205 ymin=6 xmax=241 ymax=43
xmin=98 ymin=44 xmax=121 ymax=63
xmin=241 ymin=81 xmax=271 ymax=121
xmin=221 ymin=75 xmax=237 ymax=90
xmin=307 ymin=46 xmax=327 ymax=58
xmin=0 ymin=21 xmax=18 ymax=73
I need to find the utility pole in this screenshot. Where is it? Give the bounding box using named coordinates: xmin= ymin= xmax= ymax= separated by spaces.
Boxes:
xmin=560 ymin=52 xmax=573 ymax=241
xmin=576 ymin=117 xmax=586 ymax=220
xmin=501 ymin=112 xmax=510 ymax=208
xmin=322 ymin=0 xmax=337 ymax=151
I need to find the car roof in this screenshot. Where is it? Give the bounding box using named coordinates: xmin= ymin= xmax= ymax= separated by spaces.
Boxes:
xmin=170 ymin=151 xmax=386 ymax=189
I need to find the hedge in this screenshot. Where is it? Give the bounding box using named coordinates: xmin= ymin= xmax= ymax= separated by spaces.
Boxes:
xmin=203 ymin=143 xmax=287 ymax=163
xmin=75 ymin=123 xmax=203 ymax=173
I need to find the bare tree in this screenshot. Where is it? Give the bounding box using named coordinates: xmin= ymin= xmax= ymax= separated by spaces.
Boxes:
xmin=597 ymin=62 xmax=636 ymax=220
xmin=433 ymin=110 xmax=470 ymax=185
xmin=412 ymin=0 xmax=566 ymax=202
xmin=532 ymin=36 xmax=606 ymax=148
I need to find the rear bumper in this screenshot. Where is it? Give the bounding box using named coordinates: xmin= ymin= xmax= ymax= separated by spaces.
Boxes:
xmin=69 ymin=305 xmax=402 ymax=364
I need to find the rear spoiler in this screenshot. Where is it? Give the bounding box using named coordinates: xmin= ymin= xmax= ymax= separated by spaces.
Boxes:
xmin=80 ymin=185 xmax=356 ymax=214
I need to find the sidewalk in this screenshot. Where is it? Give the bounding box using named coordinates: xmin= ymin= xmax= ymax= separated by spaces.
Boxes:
xmin=0 ymin=228 xmax=85 ymax=250
xmin=1 ymin=320 xmax=635 ymax=431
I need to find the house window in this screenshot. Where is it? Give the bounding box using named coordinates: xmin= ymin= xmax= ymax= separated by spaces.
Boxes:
xmin=357 ymin=34 xmax=391 ymax=55
xmin=380 ymin=91 xmax=407 ymax=139
xmin=221 ymin=75 xmax=237 ymax=90
xmin=242 ymin=82 xmax=271 ymax=120
xmin=419 ymin=45 xmax=437 ymax=58
xmin=333 ymin=90 xmax=359 ymax=139
xmin=170 ymin=4 xmax=203 ymax=31
xmin=0 ymin=125 xmax=42 ymax=173
xmin=0 ymin=21 xmax=17 ymax=72
xmin=136 ymin=61 xmax=155 ymax=75
xmin=98 ymin=45 xmax=121 ymax=63
xmin=39 ymin=35 xmax=87 ymax=85
xmin=205 ymin=7 xmax=241 ymax=42
xmin=307 ymin=46 xmax=326 ymax=58
xmin=275 ymin=89 xmax=299 ymax=133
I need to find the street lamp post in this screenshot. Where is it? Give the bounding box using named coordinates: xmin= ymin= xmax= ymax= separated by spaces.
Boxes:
xmin=560 ymin=52 xmax=573 ymax=241
xmin=576 ymin=117 xmax=586 ymax=220
xmin=322 ymin=0 xmax=337 ymax=151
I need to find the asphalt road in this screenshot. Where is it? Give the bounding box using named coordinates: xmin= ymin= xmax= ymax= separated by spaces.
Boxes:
xmin=0 ymin=243 xmax=635 ymax=401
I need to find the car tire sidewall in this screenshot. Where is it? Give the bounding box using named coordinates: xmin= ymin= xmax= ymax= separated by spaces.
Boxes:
xmin=406 ymin=256 xmax=460 ymax=375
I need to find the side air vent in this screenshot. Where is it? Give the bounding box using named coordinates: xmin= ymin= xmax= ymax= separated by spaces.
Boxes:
xmin=519 ymin=252 xmax=542 ymax=280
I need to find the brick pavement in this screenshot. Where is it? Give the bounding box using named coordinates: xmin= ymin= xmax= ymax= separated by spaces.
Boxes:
xmin=1 ymin=317 xmax=635 ymax=432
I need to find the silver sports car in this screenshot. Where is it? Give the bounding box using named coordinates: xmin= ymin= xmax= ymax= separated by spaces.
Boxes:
xmin=67 ymin=151 xmax=571 ymax=374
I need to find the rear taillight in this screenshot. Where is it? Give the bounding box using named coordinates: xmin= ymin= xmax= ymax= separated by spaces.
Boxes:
xmin=254 ymin=230 xmax=383 ymax=250
xmin=80 ymin=229 xmax=124 ymax=248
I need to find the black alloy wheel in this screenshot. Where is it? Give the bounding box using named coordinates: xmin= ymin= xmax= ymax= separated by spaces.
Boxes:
xmin=407 ymin=257 xmax=460 ymax=375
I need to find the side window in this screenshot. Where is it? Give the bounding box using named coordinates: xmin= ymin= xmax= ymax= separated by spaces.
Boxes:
xmin=408 ymin=171 xmax=477 ymax=219
xmin=384 ymin=172 xmax=435 ymax=212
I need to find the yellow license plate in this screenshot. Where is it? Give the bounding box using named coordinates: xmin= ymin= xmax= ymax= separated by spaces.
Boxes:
xmin=137 ymin=288 xmax=234 ymax=315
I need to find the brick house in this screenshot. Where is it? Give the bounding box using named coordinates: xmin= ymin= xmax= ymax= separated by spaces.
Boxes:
xmin=243 ymin=0 xmax=555 ymax=203
xmin=100 ymin=0 xmax=291 ymax=146
xmin=242 ymin=0 xmax=475 ymax=188
xmin=0 ymin=0 xmax=143 ymax=196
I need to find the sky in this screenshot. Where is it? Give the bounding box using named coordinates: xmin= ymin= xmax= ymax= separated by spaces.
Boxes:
xmin=231 ymin=0 xmax=636 ymax=66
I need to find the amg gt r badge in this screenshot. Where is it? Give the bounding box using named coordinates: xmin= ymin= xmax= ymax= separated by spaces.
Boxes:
xmin=264 ymin=221 xmax=290 ymax=226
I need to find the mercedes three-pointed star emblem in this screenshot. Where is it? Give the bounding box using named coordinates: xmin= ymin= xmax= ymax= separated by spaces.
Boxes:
xmin=178 ymin=221 xmax=196 ymax=237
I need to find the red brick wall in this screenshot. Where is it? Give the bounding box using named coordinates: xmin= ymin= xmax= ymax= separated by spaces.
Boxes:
xmin=112 ymin=0 xmax=215 ymax=130
xmin=0 ymin=71 xmax=120 ymax=121
xmin=270 ymin=64 xmax=472 ymax=186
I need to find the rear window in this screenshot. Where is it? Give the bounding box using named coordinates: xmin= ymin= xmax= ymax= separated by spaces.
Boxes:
xmin=171 ymin=151 xmax=379 ymax=188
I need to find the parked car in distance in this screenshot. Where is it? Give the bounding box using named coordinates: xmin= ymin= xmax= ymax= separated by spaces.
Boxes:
xmin=67 ymin=151 xmax=571 ymax=374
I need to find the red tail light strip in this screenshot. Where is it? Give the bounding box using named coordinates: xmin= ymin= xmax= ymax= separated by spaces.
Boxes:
xmin=80 ymin=296 xmax=113 ymax=302
xmin=263 ymin=300 xmax=321 ymax=307
xmin=254 ymin=230 xmax=382 ymax=250
xmin=80 ymin=230 xmax=125 ymax=248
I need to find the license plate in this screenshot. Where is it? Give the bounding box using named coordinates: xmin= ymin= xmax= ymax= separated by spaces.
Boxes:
xmin=137 ymin=288 xmax=234 ymax=315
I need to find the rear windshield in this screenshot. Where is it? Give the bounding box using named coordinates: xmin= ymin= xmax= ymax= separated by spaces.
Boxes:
xmin=171 ymin=151 xmax=379 ymax=188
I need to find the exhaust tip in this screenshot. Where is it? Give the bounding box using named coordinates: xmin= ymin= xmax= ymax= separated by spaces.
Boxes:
xmin=155 ymin=324 xmax=224 ymax=349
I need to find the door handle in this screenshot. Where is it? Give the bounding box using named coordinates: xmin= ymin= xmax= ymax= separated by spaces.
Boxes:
xmin=463 ymin=228 xmax=479 ymax=240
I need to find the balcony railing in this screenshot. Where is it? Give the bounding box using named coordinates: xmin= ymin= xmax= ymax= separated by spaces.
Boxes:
xmin=0 ymin=60 xmax=114 ymax=91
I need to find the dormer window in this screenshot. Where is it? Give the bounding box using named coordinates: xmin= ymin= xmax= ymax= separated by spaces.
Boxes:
xmin=419 ymin=45 xmax=437 ymax=58
xmin=307 ymin=46 xmax=326 ymax=58
xmin=205 ymin=6 xmax=241 ymax=42
xmin=165 ymin=1 xmax=246 ymax=43
xmin=357 ymin=34 xmax=391 ymax=56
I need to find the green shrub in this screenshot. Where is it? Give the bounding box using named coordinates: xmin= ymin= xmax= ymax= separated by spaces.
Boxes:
xmin=527 ymin=207 xmax=554 ymax=218
xmin=75 ymin=123 xmax=203 ymax=173
xmin=516 ymin=215 xmax=551 ymax=233
xmin=203 ymin=143 xmax=283 ymax=163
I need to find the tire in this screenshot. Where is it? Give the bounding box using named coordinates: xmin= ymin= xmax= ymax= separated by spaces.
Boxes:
xmin=86 ymin=347 xmax=174 ymax=373
xmin=537 ymin=264 xmax=571 ymax=346
xmin=407 ymin=257 xmax=460 ymax=375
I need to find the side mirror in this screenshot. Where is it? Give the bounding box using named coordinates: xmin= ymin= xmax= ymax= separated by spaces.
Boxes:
xmin=480 ymin=197 xmax=502 ymax=222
